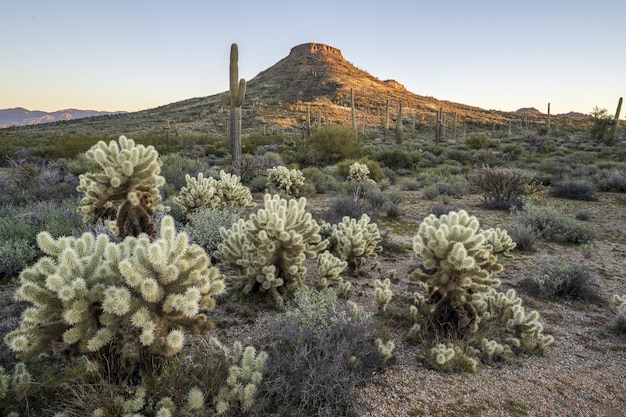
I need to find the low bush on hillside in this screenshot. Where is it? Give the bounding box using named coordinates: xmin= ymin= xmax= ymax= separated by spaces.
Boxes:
xmin=550 ymin=179 xmax=597 ymax=201
xmin=531 ymin=262 xmax=600 ymax=301
xmin=469 ymin=167 xmax=533 ymax=209
xmin=0 ymin=200 xmax=82 ymax=280
xmin=511 ymin=204 xmax=596 ymax=244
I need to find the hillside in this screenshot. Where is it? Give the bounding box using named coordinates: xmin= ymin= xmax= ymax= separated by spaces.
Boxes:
xmin=0 ymin=42 xmax=590 ymax=141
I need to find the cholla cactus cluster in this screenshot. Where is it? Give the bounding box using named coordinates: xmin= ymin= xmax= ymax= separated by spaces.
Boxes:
xmin=328 ymin=214 xmax=383 ymax=274
xmin=173 ymin=170 xmax=254 ymax=216
xmin=266 ymin=165 xmax=305 ymax=197
xmin=347 ymin=162 xmax=371 ymax=183
xmin=76 ymin=135 xmax=166 ymax=238
xmin=4 ymin=216 xmax=224 ymax=359
xmin=212 ymin=337 xmax=268 ymax=414
xmin=408 ymin=210 xmax=551 ymax=371
xmin=216 ymin=194 xmax=327 ymax=304
xmin=0 ymin=362 xmax=32 ymax=406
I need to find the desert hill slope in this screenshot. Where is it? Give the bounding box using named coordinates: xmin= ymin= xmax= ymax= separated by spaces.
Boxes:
xmin=1 ymin=42 xmax=581 ymax=141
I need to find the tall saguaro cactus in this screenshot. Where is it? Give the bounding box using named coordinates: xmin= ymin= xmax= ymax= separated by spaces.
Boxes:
xmin=384 ymin=97 xmax=390 ymax=141
xmin=395 ymin=101 xmax=403 ymax=144
xmin=221 ymin=43 xmax=247 ymax=175
xmin=350 ymin=87 xmax=357 ymax=134
xmin=609 ymin=97 xmax=623 ymax=143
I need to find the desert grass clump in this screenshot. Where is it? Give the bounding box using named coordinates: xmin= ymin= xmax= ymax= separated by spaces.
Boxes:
xmin=252 ymin=287 xmax=384 ymax=417
xmin=469 ymin=167 xmax=533 ymax=209
xmin=531 ymin=262 xmax=600 ymax=301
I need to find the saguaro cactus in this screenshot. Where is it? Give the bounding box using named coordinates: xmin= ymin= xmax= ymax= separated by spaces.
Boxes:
xmin=384 ymin=97 xmax=390 ymax=141
xmin=221 ymin=43 xmax=247 ymax=175
xmin=609 ymin=97 xmax=623 ymax=143
xmin=395 ymin=101 xmax=403 ymax=144
xmin=350 ymin=87 xmax=357 ymax=134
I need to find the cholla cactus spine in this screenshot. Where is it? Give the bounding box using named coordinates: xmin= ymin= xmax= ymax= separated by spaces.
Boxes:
xmin=375 ymin=338 xmax=395 ymax=363
xmin=76 ymin=135 xmax=166 ymax=237
xmin=212 ymin=338 xmax=267 ymax=415
xmin=348 ymin=162 xmax=370 ymax=183
xmin=317 ymin=250 xmax=348 ymax=289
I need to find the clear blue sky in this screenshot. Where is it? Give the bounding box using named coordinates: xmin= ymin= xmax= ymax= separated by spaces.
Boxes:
xmin=2 ymin=0 xmax=625 ymax=116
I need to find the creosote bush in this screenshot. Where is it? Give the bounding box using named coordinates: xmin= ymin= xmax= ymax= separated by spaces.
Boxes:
xmin=469 ymin=167 xmax=533 ymax=209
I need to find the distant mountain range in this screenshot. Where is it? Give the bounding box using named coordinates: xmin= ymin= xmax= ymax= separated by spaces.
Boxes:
xmin=0 ymin=108 xmax=126 ymax=128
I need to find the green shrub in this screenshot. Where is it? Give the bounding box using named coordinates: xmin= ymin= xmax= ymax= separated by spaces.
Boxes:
xmin=0 ymin=239 xmax=39 ymax=280
xmin=511 ymin=204 xmax=595 ymax=244
xmin=465 ymin=132 xmax=490 ymax=150
xmin=301 ymin=167 xmax=337 ymax=194
xmin=184 ymin=207 xmax=240 ymax=256
xmin=550 ymin=179 xmax=597 ymax=201
xmin=336 ymin=157 xmax=384 ymax=182
xmin=308 ymin=125 xmax=364 ymax=166
xmin=369 ymin=147 xmax=420 ymax=170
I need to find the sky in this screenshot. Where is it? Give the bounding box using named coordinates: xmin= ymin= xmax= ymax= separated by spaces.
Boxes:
xmin=2 ymin=0 xmax=625 ymax=116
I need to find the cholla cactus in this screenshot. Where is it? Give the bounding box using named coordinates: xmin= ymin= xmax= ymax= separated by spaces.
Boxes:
xmin=317 ymin=250 xmax=348 ymax=289
xmin=375 ymin=338 xmax=395 ymax=364
xmin=266 ymin=165 xmax=305 ymax=197
xmin=374 ymin=278 xmax=393 ymax=313
xmin=212 ymin=338 xmax=267 ymax=415
xmin=473 ymin=288 xmax=553 ymax=360
xmin=348 ymin=162 xmax=371 ymax=183
xmin=215 ymin=194 xmax=327 ymax=304
xmin=409 ymin=210 xmax=514 ymax=339
xmin=76 ymin=135 xmax=166 ymax=238
xmin=424 ymin=343 xmax=478 ymax=373
xmin=174 ymin=170 xmax=254 ymax=217
xmin=329 ymin=214 xmax=382 ymax=275
xmin=4 ymin=216 xmax=224 ymax=360
xmin=408 ymin=210 xmax=551 ymax=371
